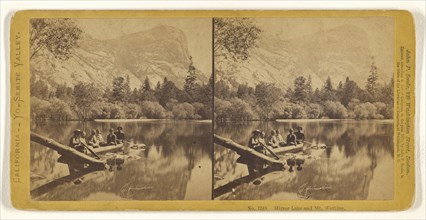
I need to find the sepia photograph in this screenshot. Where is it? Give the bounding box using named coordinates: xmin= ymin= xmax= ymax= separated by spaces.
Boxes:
xmin=213 ymin=17 xmax=395 ymax=200
xmin=29 ymin=18 xmax=213 ymax=200
xmin=7 ymin=9 xmax=418 ymax=212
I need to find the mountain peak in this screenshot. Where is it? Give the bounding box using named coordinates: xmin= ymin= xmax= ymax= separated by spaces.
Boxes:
xmin=31 ymin=24 xmax=203 ymax=90
xmin=219 ymin=24 xmax=377 ymax=89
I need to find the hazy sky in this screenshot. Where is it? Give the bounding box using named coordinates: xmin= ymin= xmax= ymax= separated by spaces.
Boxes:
xmin=74 ymin=18 xmax=212 ymax=74
xmin=255 ymin=17 xmax=394 ymax=79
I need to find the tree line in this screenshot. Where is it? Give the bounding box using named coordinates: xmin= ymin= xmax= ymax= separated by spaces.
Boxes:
xmin=214 ymin=60 xmax=394 ymax=121
xmin=31 ymin=58 xmax=213 ymax=121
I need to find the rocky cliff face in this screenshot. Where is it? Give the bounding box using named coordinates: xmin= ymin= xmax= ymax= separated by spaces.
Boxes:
xmin=31 ymin=25 xmax=206 ymax=90
xmin=216 ymin=25 xmax=390 ymax=89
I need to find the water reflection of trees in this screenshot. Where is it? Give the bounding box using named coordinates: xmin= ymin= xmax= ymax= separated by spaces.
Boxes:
xmin=215 ymin=120 xmax=394 ymax=200
xmin=31 ymin=121 xmax=212 ymax=200
xmin=38 ymin=156 xmax=192 ymax=200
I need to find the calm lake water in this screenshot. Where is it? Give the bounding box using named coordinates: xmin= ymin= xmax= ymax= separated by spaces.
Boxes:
xmin=30 ymin=120 xmax=212 ymax=200
xmin=214 ymin=120 xmax=394 ymax=200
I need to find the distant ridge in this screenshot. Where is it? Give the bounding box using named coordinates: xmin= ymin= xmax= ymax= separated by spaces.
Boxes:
xmin=31 ymin=25 xmax=208 ymax=90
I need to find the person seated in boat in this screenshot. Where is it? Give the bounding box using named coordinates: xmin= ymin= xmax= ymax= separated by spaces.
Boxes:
xmin=275 ymin=129 xmax=286 ymax=147
xmin=259 ymin=131 xmax=267 ymax=146
xmin=69 ymin=129 xmax=85 ymax=153
xmin=248 ymin=130 xmax=266 ymax=154
xmin=294 ymin=126 xmax=305 ymax=144
xmin=95 ymin=129 xmax=107 ymax=146
xmin=80 ymin=131 xmax=88 ymax=146
xmin=88 ymin=129 xmax=100 ymax=148
xmin=114 ymin=126 xmax=125 ymax=144
xmin=286 ymin=128 xmax=297 ymax=146
xmin=248 ymin=130 xmax=261 ymax=149
xmin=267 ymin=130 xmax=279 ymax=148
xmin=107 ymin=128 xmax=117 ymax=145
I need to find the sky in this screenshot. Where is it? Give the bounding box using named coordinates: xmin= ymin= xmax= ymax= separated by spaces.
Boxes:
xmin=74 ymin=18 xmax=212 ymax=74
xmin=255 ymin=17 xmax=394 ymax=80
xmin=73 ymin=17 xmax=394 ymax=82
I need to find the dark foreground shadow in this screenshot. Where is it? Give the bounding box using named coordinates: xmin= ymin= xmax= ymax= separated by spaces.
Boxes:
xmin=31 ymin=168 xmax=98 ymax=198
xmin=213 ymin=169 xmax=270 ymax=198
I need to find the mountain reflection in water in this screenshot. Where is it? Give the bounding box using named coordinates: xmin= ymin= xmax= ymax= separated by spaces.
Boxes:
xmin=30 ymin=120 xmax=212 ymax=200
xmin=214 ymin=120 xmax=394 ymax=200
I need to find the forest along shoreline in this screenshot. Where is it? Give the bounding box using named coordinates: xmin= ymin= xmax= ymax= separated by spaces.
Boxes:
xmin=31 ymin=58 xmax=213 ymax=122
xmin=214 ymin=74 xmax=394 ymax=122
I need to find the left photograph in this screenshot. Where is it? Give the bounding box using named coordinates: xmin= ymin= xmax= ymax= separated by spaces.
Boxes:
xmin=29 ymin=18 xmax=213 ymax=200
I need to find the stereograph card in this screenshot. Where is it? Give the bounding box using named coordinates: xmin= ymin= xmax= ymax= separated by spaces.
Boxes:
xmin=9 ymin=10 xmax=416 ymax=211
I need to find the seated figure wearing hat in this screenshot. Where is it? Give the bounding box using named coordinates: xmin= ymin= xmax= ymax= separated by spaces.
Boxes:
xmin=114 ymin=126 xmax=125 ymax=144
xmin=294 ymin=126 xmax=305 ymax=144
xmin=248 ymin=129 xmax=261 ymax=149
xmin=69 ymin=129 xmax=85 ymax=153
xmin=286 ymin=128 xmax=297 ymax=146
xmin=106 ymin=128 xmax=117 ymax=145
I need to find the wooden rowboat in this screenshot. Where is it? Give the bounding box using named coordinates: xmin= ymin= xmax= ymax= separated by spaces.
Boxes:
xmin=271 ymin=143 xmax=304 ymax=155
xmin=235 ymin=143 xmax=304 ymax=165
xmin=92 ymin=143 xmax=124 ymax=154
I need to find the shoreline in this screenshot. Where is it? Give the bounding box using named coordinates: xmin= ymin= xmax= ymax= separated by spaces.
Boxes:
xmin=93 ymin=119 xmax=213 ymax=123
xmin=275 ymin=118 xmax=394 ymax=123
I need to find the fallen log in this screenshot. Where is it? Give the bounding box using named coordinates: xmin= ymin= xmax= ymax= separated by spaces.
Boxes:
xmin=213 ymin=134 xmax=284 ymax=170
xmin=30 ymin=132 xmax=105 ymax=167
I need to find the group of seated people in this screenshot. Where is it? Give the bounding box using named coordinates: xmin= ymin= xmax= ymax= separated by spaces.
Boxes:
xmin=248 ymin=126 xmax=305 ymax=150
xmin=69 ymin=126 xmax=126 ymax=152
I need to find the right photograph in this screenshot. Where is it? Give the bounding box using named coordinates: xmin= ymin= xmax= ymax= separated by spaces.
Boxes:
xmin=213 ymin=17 xmax=395 ymax=200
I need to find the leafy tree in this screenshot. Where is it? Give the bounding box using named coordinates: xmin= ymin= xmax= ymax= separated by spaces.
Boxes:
xmin=172 ymin=102 xmax=198 ymax=120
xmin=354 ymin=102 xmax=382 ymax=120
xmin=347 ymin=98 xmax=361 ymax=111
xmin=366 ymin=57 xmax=379 ymax=100
xmin=271 ymin=101 xmax=306 ymax=119
xmin=255 ymin=82 xmax=280 ymax=120
xmin=215 ymin=79 xmax=231 ymax=99
xmin=184 ymin=56 xmax=199 ymax=101
xmin=139 ymin=76 xmax=156 ymax=102
xmin=324 ymin=76 xmax=334 ymax=91
xmin=158 ymin=78 xmax=178 ymax=106
xmin=195 ymin=74 xmax=214 ymax=105
xmin=73 ymin=82 xmax=101 ymax=120
xmin=55 ymin=83 xmax=73 ymax=101
xmin=30 ymin=97 xmax=50 ymax=120
xmin=30 ymin=75 xmax=50 ymax=99
xmin=47 ymin=98 xmax=75 ymax=120
xmin=110 ymin=76 xmax=131 ymax=103
xmin=129 ymin=88 xmax=139 ymax=103
xmin=142 ymin=76 xmax=152 ymax=91
xmin=140 ymin=101 xmax=166 ymax=119
xmin=291 ymin=76 xmax=310 ymax=103
xmin=307 ymin=75 xmax=313 ymax=99
xmin=96 ymin=102 xmax=125 ymax=119
xmin=305 ymin=103 xmax=323 ymax=119
xmin=378 ymin=76 xmax=394 ymax=105
xmin=214 ymin=97 xmax=232 ymax=122
xmin=338 ymin=77 xmax=361 ymax=106
xmin=155 ymin=81 xmax=162 ymax=91
xmin=30 ymin=18 xmax=82 ymax=60
xmin=322 ymin=101 xmax=348 ymax=119
xmin=213 ymin=18 xmax=262 ymax=62
xmin=123 ymin=103 xmax=141 ymax=119
xmin=228 ymin=98 xmax=257 ymax=121
xmin=320 ymin=76 xmax=337 ymax=101
xmin=311 ymin=88 xmax=322 ymax=103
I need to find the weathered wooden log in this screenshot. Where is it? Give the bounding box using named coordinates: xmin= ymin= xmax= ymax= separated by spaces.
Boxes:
xmin=213 ymin=134 xmax=284 ymax=169
xmin=30 ymin=132 xmax=105 ymax=167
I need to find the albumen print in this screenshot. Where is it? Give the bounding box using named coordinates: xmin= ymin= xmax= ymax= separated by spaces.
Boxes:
xmin=213 ymin=17 xmax=395 ymax=200
xmin=29 ymin=18 xmax=213 ymax=200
